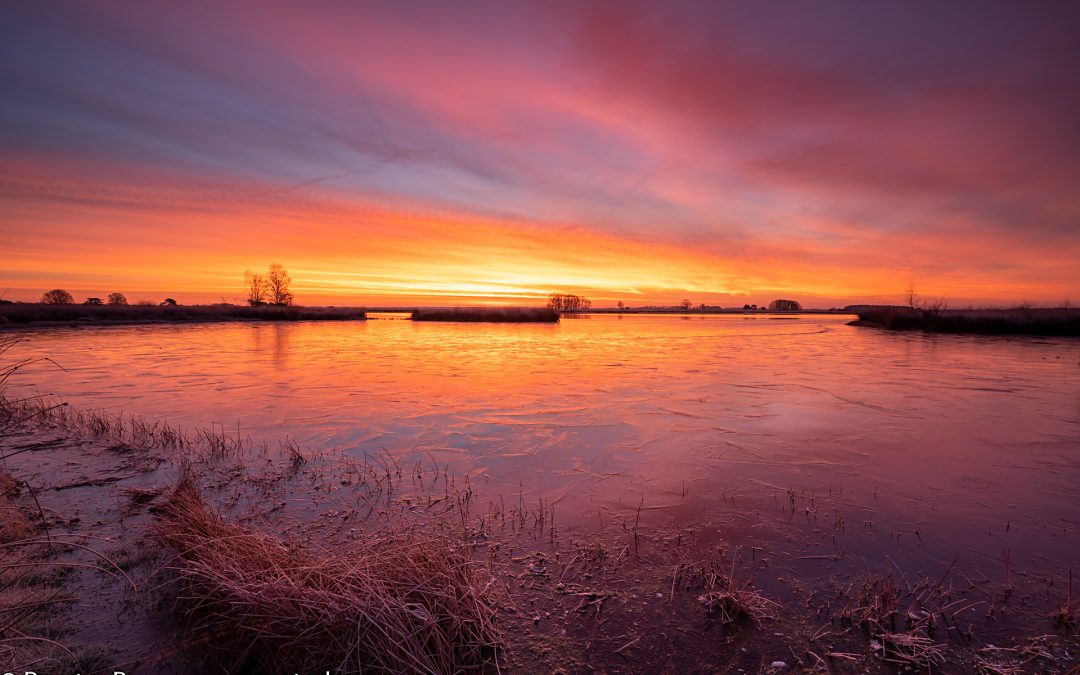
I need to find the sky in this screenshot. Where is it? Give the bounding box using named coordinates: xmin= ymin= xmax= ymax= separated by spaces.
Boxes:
xmin=2 ymin=1 xmax=1078 ymax=308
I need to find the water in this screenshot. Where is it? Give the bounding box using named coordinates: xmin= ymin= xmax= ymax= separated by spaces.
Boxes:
xmin=8 ymin=314 xmax=1080 ymax=590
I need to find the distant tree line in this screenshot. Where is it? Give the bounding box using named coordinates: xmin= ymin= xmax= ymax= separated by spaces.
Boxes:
xmin=244 ymin=263 xmax=293 ymax=306
xmin=547 ymin=293 xmax=592 ymax=312
xmin=610 ymin=299 xmax=805 ymax=312
xmin=37 ymin=289 xmax=176 ymax=306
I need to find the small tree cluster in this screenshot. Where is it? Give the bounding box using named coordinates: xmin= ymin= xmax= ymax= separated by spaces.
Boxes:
xmin=41 ymin=289 xmax=74 ymax=304
xmin=108 ymin=292 xmax=128 ymax=305
xmin=244 ymin=263 xmax=293 ymax=306
xmin=768 ymin=299 xmax=802 ymax=312
xmin=547 ymin=293 xmax=592 ymax=312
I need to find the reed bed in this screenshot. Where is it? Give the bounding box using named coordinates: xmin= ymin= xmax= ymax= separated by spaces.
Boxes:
xmin=0 ymin=393 xmax=244 ymax=460
xmin=153 ymin=479 xmax=501 ymax=674
xmin=0 ymin=303 xmax=367 ymax=327
xmin=852 ymin=307 xmax=1080 ymax=336
xmin=411 ymin=307 xmax=559 ymax=323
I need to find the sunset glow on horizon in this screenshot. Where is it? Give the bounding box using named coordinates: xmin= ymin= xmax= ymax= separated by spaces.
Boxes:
xmin=3 ymin=2 xmax=1079 ymax=307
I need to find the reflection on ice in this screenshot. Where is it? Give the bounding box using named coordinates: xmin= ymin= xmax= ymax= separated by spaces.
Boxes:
xmin=10 ymin=314 xmax=1080 ymax=595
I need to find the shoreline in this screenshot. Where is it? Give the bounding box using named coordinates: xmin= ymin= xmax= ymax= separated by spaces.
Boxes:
xmin=1 ymin=393 xmax=1076 ymax=673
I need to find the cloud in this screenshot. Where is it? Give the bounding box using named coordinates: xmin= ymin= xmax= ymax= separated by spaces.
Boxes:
xmin=1 ymin=1 xmax=1077 ymax=305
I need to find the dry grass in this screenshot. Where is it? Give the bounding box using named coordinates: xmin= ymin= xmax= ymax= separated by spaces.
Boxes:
xmin=0 ymin=471 xmax=86 ymax=672
xmin=835 ymin=574 xmax=902 ymax=632
xmin=1050 ymin=570 xmax=1076 ymax=632
xmin=697 ymin=587 xmax=780 ymax=627
xmin=411 ymin=307 xmax=559 ymax=323
xmin=0 ymin=393 xmax=244 ymax=461
xmin=831 ymin=568 xmax=978 ymax=671
xmin=153 ymin=479 xmax=501 ymax=674
xmin=874 ymin=631 xmax=946 ymax=670
xmin=693 ymin=553 xmax=779 ymax=627
xmin=0 ymin=472 xmax=34 ymax=545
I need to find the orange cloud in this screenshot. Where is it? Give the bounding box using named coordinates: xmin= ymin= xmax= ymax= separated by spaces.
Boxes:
xmin=2 ymin=2 xmax=1078 ymax=307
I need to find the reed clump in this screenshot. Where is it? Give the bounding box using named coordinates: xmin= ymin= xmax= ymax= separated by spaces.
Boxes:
xmin=1050 ymin=570 xmax=1076 ymax=632
xmin=697 ymin=585 xmax=779 ymax=626
xmin=153 ymin=479 xmax=501 ymax=674
xmin=851 ymin=307 xmax=1080 ymax=336
xmin=411 ymin=307 xmax=559 ymax=323
xmin=693 ymin=555 xmax=779 ymax=627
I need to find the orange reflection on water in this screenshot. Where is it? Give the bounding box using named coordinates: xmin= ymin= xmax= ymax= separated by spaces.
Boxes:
xmin=11 ymin=315 xmax=1080 ymax=584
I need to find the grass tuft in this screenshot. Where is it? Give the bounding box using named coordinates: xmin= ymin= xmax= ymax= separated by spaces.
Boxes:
xmin=694 ymin=553 xmax=779 ymax=627
xmin=153 ymin=479 xmax=501 ymax=674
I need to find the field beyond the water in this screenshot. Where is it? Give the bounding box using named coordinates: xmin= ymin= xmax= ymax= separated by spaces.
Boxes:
xmin=0 ymin=303 xmax=368 ymax=328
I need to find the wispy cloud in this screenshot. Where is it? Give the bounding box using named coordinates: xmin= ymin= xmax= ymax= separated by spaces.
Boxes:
xmin=1 ymin=1 xmax=1077 ymax=305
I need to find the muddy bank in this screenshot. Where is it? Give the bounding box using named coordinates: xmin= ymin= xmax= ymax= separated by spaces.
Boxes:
xmin=1 ymin=400 xmax=1077 ymax=673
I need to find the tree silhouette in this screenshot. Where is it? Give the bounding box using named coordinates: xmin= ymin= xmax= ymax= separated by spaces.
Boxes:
xmin=161 ymin=298 xmax=177 ymax=306
xmin=107 ymin=292 xmax=128 ymax=305
xmin=41 ymin=289 xmax=74 ymax=304
xmin=768 ymin=299 xmax=802 ymax=311
xmin=245 ymin=264 xmax=294 ymax=305
xmin=547 ymin=293 xmax=591 ymax=312
xmin=267 ymin=263 xmax=293 ymax=306
xmin=681 ymin=298 xmax=692 ymax=311
xmin=84 ymin=297 xmax=103 ymax=305
xmin=244 ymin=271 xmax=268 ymax=306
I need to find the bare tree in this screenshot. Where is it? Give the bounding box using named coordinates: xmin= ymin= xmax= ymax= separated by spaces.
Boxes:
xmin=547 ymin=293 xmax=591 ymax=312
xmin=904 ymin=282 xmax=947 ymax=316
xmin=41 ymin=289 xmax=74 ymax=304
xmin=681 ymin=298 xmax=692 ymax=311
xmin=267 ymin=263 xmax=293 ymax=306
xmin=244 ymin=271 xmax=268 ymax=306
xmin=905 ymin=280 xmax=919 ymax=309
xmin=107 ymin=292 xmax=128 ymax=305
